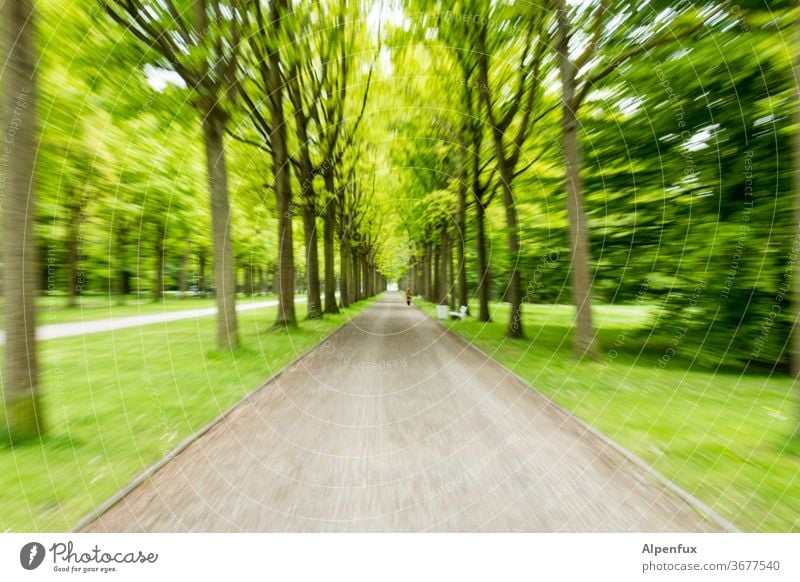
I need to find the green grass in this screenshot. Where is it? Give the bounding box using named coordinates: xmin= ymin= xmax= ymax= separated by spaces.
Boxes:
xmin=0 ymin=296 xmax=375 ymax=532
xmin=0 ymin=293 xmax=279 ymax=327
xmin=420 ymin=299 xmax=800 ymax=532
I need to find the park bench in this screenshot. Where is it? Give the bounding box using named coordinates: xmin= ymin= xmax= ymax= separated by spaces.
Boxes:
xmin=450 ymin=305 xmax=468 ymax=321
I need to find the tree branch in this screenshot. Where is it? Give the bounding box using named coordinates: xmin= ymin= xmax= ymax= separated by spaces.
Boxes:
xmin=226 ymin=129 xmax=271 ymax=154
xmin=575 ymin=16 xmax=708 ymax=108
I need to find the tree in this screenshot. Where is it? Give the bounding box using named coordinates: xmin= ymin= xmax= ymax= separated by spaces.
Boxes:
xmin=476 ymin=6 xmax=550 ymax=339
xmin=554 ymin=0 xmax=709 ymax=358
xmin=2 ymin=0 xmax=42 ymax=442
xmin=793 ymin=6 xmax=800 ymax=440
xmin=406 ymin=1 xmax=503 ymax=323
xmin=100 ymin=0 xmax=242 ymax=348
xmin=234 ymin=0 xmax=298 ymax=327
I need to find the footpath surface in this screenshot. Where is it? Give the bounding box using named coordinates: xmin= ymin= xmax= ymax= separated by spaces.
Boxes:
xmin=87 ymin=293 xmax=723 ymax=532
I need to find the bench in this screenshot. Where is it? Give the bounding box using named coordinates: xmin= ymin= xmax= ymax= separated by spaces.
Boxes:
xmin=449 ymin=305 xmax=468 ymax=320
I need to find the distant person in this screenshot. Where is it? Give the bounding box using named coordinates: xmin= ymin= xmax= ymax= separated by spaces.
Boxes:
xmin=405 ymin=289 xmax=413 ymax=306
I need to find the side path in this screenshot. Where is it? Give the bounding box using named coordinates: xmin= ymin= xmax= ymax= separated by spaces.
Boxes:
xmin=0 ymin=297 xmax=307 ymax=344
xmin=86 ymin=293 xmax=726 ymax=532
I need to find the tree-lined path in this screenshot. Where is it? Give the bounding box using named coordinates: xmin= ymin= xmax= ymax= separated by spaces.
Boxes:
xmin=87 ymin=293 xmax=723 ymax=532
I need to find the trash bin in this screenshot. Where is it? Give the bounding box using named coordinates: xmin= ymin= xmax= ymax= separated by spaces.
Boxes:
xmin=436 ymin=305 xmax=449 ymax=320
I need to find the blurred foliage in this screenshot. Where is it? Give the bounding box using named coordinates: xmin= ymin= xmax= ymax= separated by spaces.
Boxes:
xmin=6 ymin=0 xmax=800 ymax=367
xmin=388 ymin=0 xmax=799 ymax=371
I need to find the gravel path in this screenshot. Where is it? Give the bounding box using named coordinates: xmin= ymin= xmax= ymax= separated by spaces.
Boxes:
xmin=0 ymin=298 xmax=306 ymax=344
xmin=87 ymin=293 xmax=724 ymax=532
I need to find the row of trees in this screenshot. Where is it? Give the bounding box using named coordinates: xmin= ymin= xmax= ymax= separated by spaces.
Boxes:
xmin=396 ymin=0 xmax=731 ymax=352
xmin=1 ymin=0 xmax=396 ymax=442
xmin=3 ymin=0 xmax=799 ymax=443
xmin=395 ymin=2 xmax=798 ymax=440
xmin=389 ymin=0 xmax=798 ymax=381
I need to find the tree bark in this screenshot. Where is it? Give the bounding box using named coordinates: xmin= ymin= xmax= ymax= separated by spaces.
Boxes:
xmin=2 ymin=0 xmax=42 ymax=442
xmin=423 ymin=246 xmax=428 ymax=300
xmin=422 ymin=245 xmax=428 ymax=300
xmin=200 ymin=109 xmax=238 ymax=348
xmin=557 ymin=7 xmax=598 ymax=359
xmin=439 ymin=227 xmax=449 ymax=305
xmin=449 ymin=227 xmax=457 ymax=310
xmin=793 ymin=11 xmax=800 ymax=440
xmin=322 ymin=171 xmax=339 ymax=313
xmin=266 ymin=44 xmax=296 ymax=327
xmin=474 ymin=201 xmax=491 ymax=322
xmin=457 ymin=179 xmax=468 ymax=312
xmin=362 ymin=254 xmax=370 ymax=297
xmin=352 ymin=247 xmax=361 ymax=301
xmin=497 ymin=166 xmax=524 ymax=339
xmin=339 ymin=225 xmax=350 ymax=308
xmin=293 ymin=96 xmax=322 ymax=319
xmin=300 ymin=201 xmax=322 ymax=317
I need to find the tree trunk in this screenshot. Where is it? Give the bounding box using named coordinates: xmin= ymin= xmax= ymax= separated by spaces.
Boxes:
xmin=259 ymin=267 xmax=266 ymax=295
xmin=793 ymin=12 xmax=800 ymax=440
xmin=474 ymin=202 xmax=491 ymax=322
xmin=293 ymin=105 xmax=322 ymax=319
xmin=339 ymin=230 xmax=350 ymax=308
xmin=439 ymin=227 xmax=449 ymax=305
xmin=562 ymin=111 xmax=597 ymax=356
xmin=367 ymin=262 xmax=372 ymax=298
xmin=366 ymin=259 xmax=372 ymax=297
xmin=300 ymin=202 xmax=322 ymax=318
xmin=200 ymin=109 xmax=238 ymax=348
xmin=449 ymin=228 xmax=457 ymax=310
xmin=557 ymin=10 xmax=598 ymax=359
xmin=497 ymin=167 xmax=524 ymax=339
xmin=322 ymin=171 xmax=339 ymax=313
xmin=266 ymin=47 xmax=296 ymax=328
xmin=433 ymin=241 xmax=441 ymax=304
xmin=457 ymin=180 xmax=468 ymax=312
xmin=421 ymin=249 xmax=427 ymax=300
xmin=352 ymin=248 xmax=361 ymax=301
xmin=422 ymin=246 xmax=428 ymax=300
xmin=2 ymin=0 xmax=42 ymax=442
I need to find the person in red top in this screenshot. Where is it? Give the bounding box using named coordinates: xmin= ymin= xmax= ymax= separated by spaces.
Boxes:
xmin=405 ymin=289 xmax=413 ymax=306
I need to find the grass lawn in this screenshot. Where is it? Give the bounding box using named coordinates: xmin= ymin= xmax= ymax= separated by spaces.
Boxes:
xmin=0 ymin=296 xmax=376 ymax=532
xmin=0 ymin=293 xmax=280 ymax=327
xmin=419 ymin=299 xmax=800 ymax=532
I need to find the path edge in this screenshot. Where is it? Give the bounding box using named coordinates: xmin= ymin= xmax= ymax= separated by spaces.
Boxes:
xmin=428 ymin=311 xmax=741 ymax=534
xmin=70 ymin=299 xmax=375 ymax=533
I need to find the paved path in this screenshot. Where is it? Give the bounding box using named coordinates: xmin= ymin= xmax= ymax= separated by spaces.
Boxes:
xmin=0 ymin=298 xmax=306 ymax=344
xmin=87 ymin=293 xmax=723 ymax=532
